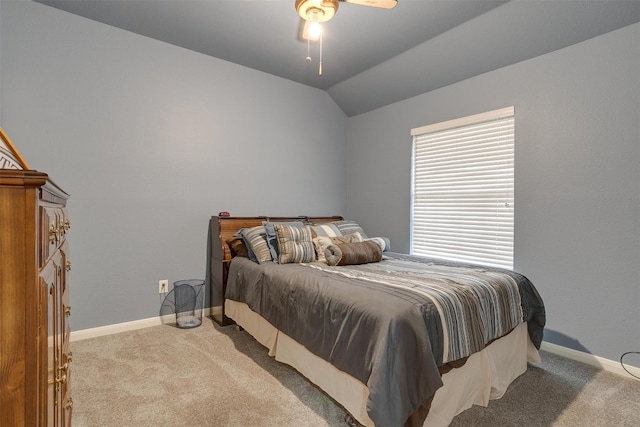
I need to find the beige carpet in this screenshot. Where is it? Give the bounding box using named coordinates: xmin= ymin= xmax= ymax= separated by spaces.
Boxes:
xmin=71 ymin=318 xmax=348 ymax=426
xmin=70 ymin=318 xmax=640 ymax=426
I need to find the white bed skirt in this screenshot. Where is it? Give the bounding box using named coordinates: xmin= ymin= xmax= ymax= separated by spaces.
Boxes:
xmin=225 ymin=299 xmax=540 ymax=427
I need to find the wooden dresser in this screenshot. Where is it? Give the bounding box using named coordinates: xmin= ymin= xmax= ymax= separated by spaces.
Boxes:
xmin=0 ymin=169 xmax=72 ymax=426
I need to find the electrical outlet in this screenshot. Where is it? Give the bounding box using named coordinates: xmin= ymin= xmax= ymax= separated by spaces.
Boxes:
xmin=158 ymin=279 xmax=169 ymax=294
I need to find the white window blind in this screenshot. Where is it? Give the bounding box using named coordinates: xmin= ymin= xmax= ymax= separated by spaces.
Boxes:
xmin=411 ymin=107 xmax=514 ymax=269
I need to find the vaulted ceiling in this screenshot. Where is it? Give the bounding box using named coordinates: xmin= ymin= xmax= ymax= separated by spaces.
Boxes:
xmin=36 ymin=1 xmax=640 ymax=116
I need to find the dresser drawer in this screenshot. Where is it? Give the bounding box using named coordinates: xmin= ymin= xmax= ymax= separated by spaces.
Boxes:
xmin=40 ymin=206 xmax=69 ymax=267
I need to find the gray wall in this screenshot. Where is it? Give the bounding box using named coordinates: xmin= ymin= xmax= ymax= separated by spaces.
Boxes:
xmin=346 ymin=23 xmax=640 ymax=365
xmin=1 ymin=2 xmax=347 ymax=329
xmin=2 ymin=1 xmax=638 ymax=368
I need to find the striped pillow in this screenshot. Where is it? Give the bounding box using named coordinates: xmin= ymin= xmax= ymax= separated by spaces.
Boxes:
xmin=309 ymin=223 xmax=342 ymax=239
xmin=263 ymin=221 xmax=304 ymax=263
xmin=332 ymin=220 xmax=369 ymax=239
xmin=241 ymin=226 xmax=272 ymax=264
xmin=274 ymin=224 xmax=315 ymax=264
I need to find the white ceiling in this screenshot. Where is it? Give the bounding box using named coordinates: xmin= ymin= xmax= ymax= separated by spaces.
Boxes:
xmin=35 ymin=0 xmax=640 ymax=116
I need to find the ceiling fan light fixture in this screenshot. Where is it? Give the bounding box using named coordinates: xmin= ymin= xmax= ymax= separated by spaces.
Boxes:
xmin=307 ymin=21 xmax=322 ymax=40
xmin=295 ymin=0 xmax=339 ymax=23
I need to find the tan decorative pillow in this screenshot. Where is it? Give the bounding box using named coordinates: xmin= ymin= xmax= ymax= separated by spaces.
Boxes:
xmin=274 ymin=224 xmax=315 ymax=264
xmin=325 ymin=240 xmax=382 ymax=266
xmin=226 ymin=236 xmax=248 ymax=258
xmin=313 ymin=232 xmax=362 ymax=263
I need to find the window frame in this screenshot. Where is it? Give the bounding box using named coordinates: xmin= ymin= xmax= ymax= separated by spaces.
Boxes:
xmin=410 ymin=106 xmax=515 ymax=269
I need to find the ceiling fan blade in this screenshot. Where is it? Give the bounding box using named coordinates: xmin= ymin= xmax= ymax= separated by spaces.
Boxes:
xmin=341 ymin=0 xmax=397 ymax=9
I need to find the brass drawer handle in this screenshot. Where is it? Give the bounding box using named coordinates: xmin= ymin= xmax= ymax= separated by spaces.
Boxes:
xmin=55 ymin=374 xmax=67 ymax=384
xmin=49 ymin=224 xmax=59 ymax=243
xmin=63 ymin=219 xmax=71 ymax=231
xmin=65 ymin=306 xmax=72 ymax=317
xmin=66 ymin=260 xmax=72 ymax=272
xmin=59 ymin=362 xmax=69 ymax=372
xmin=65 ymin=398 xmax=73 ymax=409
xmin=68 ymin=352 xmax=73 ymax=363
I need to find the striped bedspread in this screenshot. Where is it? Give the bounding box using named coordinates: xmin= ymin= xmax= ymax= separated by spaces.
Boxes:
xmin=305 ymin=255 xmax=523 ymax=364
xmin=226 ymin=252 xmax=545 ymax=426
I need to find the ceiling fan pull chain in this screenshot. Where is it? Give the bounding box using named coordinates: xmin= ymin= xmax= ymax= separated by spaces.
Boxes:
xmin=318 ymin=31 xmax=323 ymax=76
xmin=306 ymin=38 xmax=312 ymax=63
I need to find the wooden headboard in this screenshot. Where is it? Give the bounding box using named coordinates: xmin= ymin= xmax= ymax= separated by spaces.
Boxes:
xmin=211 ymin=215 xmax=342 ymax=262
xmin=207 ymin=215 xmax=343 ymax=325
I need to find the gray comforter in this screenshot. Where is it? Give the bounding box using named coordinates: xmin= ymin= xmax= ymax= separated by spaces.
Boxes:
xmin=226 ymin=253 xmax=545 ymax=427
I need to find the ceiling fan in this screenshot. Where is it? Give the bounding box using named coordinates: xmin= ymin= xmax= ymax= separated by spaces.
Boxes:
xmin=296 ymin=0 xmax=397 ymax=24
xmin=295 ymin=0 xmax=398 ymax=75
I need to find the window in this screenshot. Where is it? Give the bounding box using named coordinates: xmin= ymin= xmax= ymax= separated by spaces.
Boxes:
xmin=411 ymin=107 xmax=514 ymax=269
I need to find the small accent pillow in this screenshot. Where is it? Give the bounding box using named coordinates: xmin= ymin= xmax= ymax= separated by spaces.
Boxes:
xmin=263 ymin=221 xmax=304 ymax=263
xmin=226 ymin=236 xmax=249 ymax=258
xmin=324 ymin=244 xmax=342 ymax=266
xmin=274 ymin=224 xmax=316 ymax=264
xmin=332 ymin=220 xmax=369 ymax=239
xmin=239 ymin=226 xmax=272 ymax=264
xmin=325 ymin=240 xmax=382 ymax=266
xmin=364 ymin=236 xmax=391 ymax=252
xmin=313 ymin=232 xmax=362 ymax=263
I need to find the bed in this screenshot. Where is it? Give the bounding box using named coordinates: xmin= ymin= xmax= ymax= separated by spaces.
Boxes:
xmin=207 ymin=215 xmax=545 ymax=427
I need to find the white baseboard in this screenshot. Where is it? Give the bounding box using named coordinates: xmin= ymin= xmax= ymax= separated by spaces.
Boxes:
xmin=70 ymin=308 xmax=213 ymax=342
xmin=71 ymin=316 xmax=639 ymax=380
xmin=541 ymin=341 xmax=640 ymax=380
